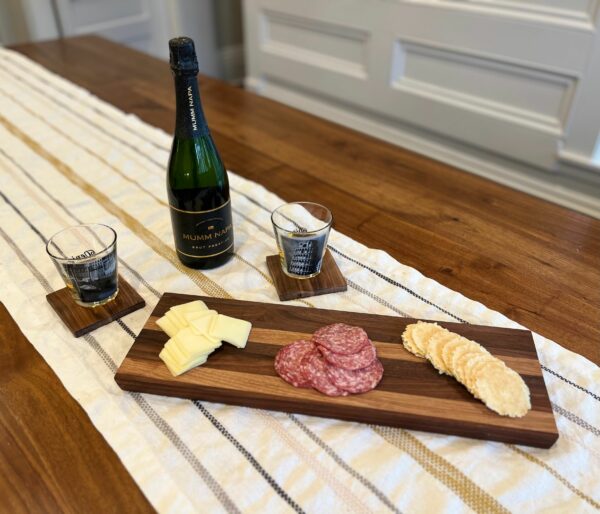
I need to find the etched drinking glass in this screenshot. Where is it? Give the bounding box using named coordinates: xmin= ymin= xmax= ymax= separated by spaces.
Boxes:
xmin=271 ymin=202 xmax=332 ymax=279
xmin=46 ymin=224 xmax=118 ymax=307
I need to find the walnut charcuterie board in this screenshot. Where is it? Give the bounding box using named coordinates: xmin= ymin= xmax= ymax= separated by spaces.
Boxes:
xmin=115 ymin=293 xmax=558 ymax=448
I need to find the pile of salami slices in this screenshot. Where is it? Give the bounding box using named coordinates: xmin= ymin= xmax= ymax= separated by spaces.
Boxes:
xmin=274 ymin=323 xmax=384 ymax=396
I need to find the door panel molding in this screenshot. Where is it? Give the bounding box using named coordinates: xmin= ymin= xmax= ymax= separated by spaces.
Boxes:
xmin=243 ymin=0 xmax=600 ymax=212
xmin=260 ymin=9 xmax=369 ymax=79
xmin=401 ymin=0 xmax=599 ymax=29
xmin=391 ymin=37 xmax=576 ymax=129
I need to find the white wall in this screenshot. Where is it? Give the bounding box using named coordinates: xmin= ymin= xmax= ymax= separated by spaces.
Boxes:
xmin=243 ymin=0 xmax=600 ymax=217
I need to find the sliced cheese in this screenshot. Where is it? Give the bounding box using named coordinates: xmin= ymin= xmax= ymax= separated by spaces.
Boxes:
xmin=165 ymin=310 xmax=187 ymax=330
xmin=158 ymin=303 xmax=251 ymax=377
xmin=168 ymin=309 xmax=188 ymax=328
xmin=164 ymin=338 xmax=191 ymax=367
xmin=156 ymin=315 xmax=179 ymax=338
xmin=172 ymin=328 xmax=221 ymax=361
xmin=160 ymin=347 xmax=208 ymax=377
xmin=171 ymin=300 xmax=208 ymax=314
xmin=189 ymin=311 xmax=217 ymax=334
xmin=161 ymin=343 xmax=210 ymax=371
xmin=168 ymin=301 xmax=209 ymax=327
xmin=184 ymin=309 xmax=217 ymax=325
xmin=159 ymin=346 xmax=181 ymax=367
xmin=210 ymin=314 xmax=252 ymax=348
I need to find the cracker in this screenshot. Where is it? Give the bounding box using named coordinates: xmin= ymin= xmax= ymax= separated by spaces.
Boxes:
xmin=441 ymin=337 xmax=467 ymax=374
xmin=401 ymin=324 xmax=424 ymax=358
xmin=448 ymin=339 xmax=477 ymax=372
xmin=472 ymin=366 xmax=531 ymax=417
xmin=450 ymin=339 xmax=483 ymax=383
xmin=425 ymin=331 xmax=454 ymax=375
xmin=463 ymin=355 xmax=503 ymax=393
xmin=411 ymin=322 xmax=444 ymax=357
xmin=405 ymin=323 xmax=531 ymax=418
xmin=452 ymin=337 xmax=492 ymax=384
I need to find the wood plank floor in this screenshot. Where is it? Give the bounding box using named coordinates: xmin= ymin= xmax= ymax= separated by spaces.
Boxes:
xmin=11 ymin=36 xmax=600 ymax=366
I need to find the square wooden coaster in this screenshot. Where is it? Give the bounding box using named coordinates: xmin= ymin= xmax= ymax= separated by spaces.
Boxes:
xmin=46 ymin=275 xmax=146 ymax=337
xmin=266 ymin=250 xmax=347 ymax=301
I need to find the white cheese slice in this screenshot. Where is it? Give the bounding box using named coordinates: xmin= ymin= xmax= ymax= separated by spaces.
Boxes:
xmin=172 ymin=328 xmax=221 ymax=361
xmin=156 ymin=316 xmax=179 ymax=338
xmin=184 ymin=309 xmax=217 ymax=325
xmin=160 ymin=347 xmax=208 ymax=377
xmin=164 ymin=338 xmax=190 ymax=366
xmin=159 ymin=346 xmax=179 ymax=367
xmin=165 ymin=310 xmax=187 ymax=329
xmin=173 ymin=354 xmax=208 ymax=376
xmin=171 ymin=300 xmax=208 ymax=314
xmin=189 ymin=311 xmax=217 ymax=334
xmin=210 ymin=314 xmax=252 ymax=348
xmin=162 ymin=342 xmax=211 ymax=370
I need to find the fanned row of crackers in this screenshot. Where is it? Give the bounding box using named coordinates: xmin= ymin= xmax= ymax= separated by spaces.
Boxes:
xmin=402 ymin=321 xmax=531 ymax=418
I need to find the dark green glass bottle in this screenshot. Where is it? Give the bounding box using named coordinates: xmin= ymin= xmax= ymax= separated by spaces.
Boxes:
xmin=167 ymin=37 xmax=234 ymax=269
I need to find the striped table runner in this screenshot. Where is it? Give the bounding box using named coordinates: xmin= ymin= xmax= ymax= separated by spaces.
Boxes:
xmin=0 ymin=48 xmax=598 ymax=514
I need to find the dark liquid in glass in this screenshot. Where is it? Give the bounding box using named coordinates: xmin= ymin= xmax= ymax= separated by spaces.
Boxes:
xmin=63 ymin=251 xmax=118 ymax=303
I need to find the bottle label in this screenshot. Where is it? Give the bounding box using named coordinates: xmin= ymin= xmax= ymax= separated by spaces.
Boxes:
xmin=170 ymin=200 xmax=234 ymax=258
xmin=174 ymin=75 xmax=209 ymax=138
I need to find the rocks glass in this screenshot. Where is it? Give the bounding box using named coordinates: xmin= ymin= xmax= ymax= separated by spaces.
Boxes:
xmin=271 ymin=202 xmax=332 ymax=279
xmin=46 ymin=223 xmax=118 ymax=307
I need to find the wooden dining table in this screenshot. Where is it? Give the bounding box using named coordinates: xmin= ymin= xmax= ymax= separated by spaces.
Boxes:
xmin=1 ymin=36 xmax=599 ymax=513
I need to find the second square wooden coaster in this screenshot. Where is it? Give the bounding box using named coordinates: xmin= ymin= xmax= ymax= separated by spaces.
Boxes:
xmin=266 ymin=250 xmax=347 ymax=301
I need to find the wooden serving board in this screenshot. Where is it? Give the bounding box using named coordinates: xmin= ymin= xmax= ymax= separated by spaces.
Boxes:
xmin=115 ymin=293 xmax=558 ymax=448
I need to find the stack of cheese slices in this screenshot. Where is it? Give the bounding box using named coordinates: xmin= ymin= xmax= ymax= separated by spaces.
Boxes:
xmin=156 ymin=300 xmax=252 ymax=376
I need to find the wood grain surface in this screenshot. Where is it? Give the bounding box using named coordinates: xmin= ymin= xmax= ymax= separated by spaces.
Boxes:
xmin=10 ymin=37 xmax=599 ymax=365
xmin=116 ymin=294 xmax=558 ymax=448
xmin=46 ymin=275 xmax=146 ymax=337
xmin=266 ymin=250 xmax=347 ymax=301
xmin=0 ymin=303 xmax=154 ymax=514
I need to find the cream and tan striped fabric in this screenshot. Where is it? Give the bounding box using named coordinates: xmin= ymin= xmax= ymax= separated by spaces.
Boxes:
xmin=0 ymin=48 xmax=598 ymax=514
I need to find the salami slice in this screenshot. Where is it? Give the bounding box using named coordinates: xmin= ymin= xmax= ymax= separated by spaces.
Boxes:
xmin=302 ymin=352 xmax=348 ymax=396
xmin=313 ymin=323 xmax=369 ymax=355
xmin=274 ymin=340 xmax=314 ymax=388
xmin=299 ymin=346 xmax=318 ymax=370
xmin=326 ymin=359 xmax=384 ymax=394
xmin=319 ymin=342 xmax=377 ymax=370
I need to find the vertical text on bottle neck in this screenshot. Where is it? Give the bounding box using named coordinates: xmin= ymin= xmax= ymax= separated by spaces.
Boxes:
xmin=174 ymin=74 xmax=209 ymax=138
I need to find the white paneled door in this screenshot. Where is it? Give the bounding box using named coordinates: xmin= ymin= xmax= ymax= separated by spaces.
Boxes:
xmin=54 ymin=0 xmax=168 ymax=58
xmin=52 ymin=0 xmax=224 ymax=76
xmin=243 ymin=0 xmax=600 ymax=214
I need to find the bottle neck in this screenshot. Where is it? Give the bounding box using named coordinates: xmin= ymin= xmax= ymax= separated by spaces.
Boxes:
xmin=173 ymin=72 xmax=209 ymax=139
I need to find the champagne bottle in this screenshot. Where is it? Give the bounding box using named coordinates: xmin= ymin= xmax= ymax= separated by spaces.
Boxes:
xmin=167 ymin=37 xmax=234 ymax=269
